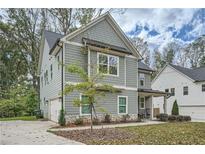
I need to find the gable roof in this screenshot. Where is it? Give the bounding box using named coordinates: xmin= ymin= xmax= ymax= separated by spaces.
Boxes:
xmin=38 ymin=30 xmax=63 ymax=75
xmin=169 ymin=64 xmax=205 ymax=82
xmin=44 ymin=30 xmax=64 ymax=49
xmin=138 ymin=61 xmax=153 ymax=72
xmin=60 ymin=12 xmax=142 ymax=58
xmin=152 ymin=63 xmax=205 ymax=84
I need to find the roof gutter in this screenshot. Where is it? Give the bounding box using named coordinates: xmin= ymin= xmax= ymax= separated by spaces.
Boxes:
xmin=49 ymin=38 xmax=63 ymax=56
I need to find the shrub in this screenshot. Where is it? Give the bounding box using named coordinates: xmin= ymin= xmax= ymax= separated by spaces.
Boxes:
xmin=92 ymin=118 xmax=100 ymax=125
xmin=74 ymin=117 xmax=83 ymax=125
xmin=104 ymin=114 xmax=111 ymax=123
xmin=159 ymin=113 xmax=168 ymax=121
xmin=58 ymin=109 xmax=66 ymax=126
xmin=176 ymin=115 xmax=184 ymax=122
xmin=156 ymin=114 xmax=160 ymax=119
xmin=184 ymin=115 xmax=191 ymax=121
xmin=121 ymin=114 xmax=130 ymax=122
xmin=168 ymin=115 xmax=177 ymax=122
xmin=171 ymin=100 xmax=179 ymax=115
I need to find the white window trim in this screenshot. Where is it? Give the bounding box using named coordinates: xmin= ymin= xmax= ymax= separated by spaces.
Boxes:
xmin=139 ymin=96 xmax=145 ymax=109
xmin=139 ymin=73 xmax=145 ymax=87
xmin=117 ymin=96 xmax=128 ymax=115
xmin=202 ymin=84 xmax=205 ymax=92
xmin=79 ymin=93 xmax=91 ymax=116
xmin=97 ymin=52 xmax=119 ymax=77
xmin=183 ymin=86 xmax=189 ymax=96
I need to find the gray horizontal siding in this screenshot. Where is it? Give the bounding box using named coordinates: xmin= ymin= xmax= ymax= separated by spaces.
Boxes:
xmin=64 ymin=89 xmax=138 ymax=115
xmin=70 ymin=20 xmax=128 ymax=49
xmin=126 ymin=57 xmax=138 ymax=88
xmin=40 ymin=40 xmax=62 ymax=105
xmin=64 ymin=44 xmax=88 ymax=82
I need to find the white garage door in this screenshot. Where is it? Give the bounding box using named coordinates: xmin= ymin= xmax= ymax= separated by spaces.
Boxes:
xmin=180 ymin=106 xmax=205 ymax=120
xmin=50 ymin=99 xmax=61 ymax=123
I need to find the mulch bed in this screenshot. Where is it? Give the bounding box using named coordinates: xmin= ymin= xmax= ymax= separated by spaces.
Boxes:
xmin=51 ymin=128 xmax=135 ymax=145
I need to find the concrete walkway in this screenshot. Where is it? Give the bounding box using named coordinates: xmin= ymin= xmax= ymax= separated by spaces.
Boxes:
xmin=0 ymin=120 xmax=84 ymax=145
xmin=50 ymin=120 xmax=165 ymax=131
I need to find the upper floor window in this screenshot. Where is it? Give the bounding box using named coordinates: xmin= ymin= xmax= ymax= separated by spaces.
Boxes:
xmin=41 ymin=76 xmax=43 ymax=87
xmin=50 ymin=64 xmax=53 ymax=81
xmin=171 ymin=88 xmax=175 ymax=96
xmin=57 ymin=55 xmax=60 ymax=70
xmin=98 ymin=53 xmax=119 ymax=76
xmin=183 ymin=86 xmax=188 ymax=95
xmin=165 ymin=89 xmax=169 ymax=93
xmin=44 ymin=70 xmax=49 ymax=85
xmin=202 ymin=84 xmax=205 ymax=92
xmin=139 ymin=73 xmax=145 ymax=86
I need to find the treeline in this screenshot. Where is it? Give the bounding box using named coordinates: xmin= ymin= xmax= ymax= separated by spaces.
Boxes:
xmin=132 ymin=36 xmax=205 ymax=76
xmin=0 ymin=8 xmax=125 ymax=117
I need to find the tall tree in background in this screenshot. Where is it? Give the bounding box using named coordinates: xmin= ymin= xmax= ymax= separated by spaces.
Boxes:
xmin=183 ymin=35 xmax=205 ymax=68
xmin=47 ymin=8 xmax=126 ymax=35
xmin=131 ymin=37 xmax=150 ymax=65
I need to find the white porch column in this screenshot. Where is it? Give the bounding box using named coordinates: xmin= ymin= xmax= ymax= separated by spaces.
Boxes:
xmin=151 ymin=96 xmax=154 ymax=120
xmin=164 ymin=96 xmax=167 ymax=114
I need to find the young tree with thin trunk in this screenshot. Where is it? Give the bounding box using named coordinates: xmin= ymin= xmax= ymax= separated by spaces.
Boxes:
xmin=63 ymin=64 xmax=119 ymax=131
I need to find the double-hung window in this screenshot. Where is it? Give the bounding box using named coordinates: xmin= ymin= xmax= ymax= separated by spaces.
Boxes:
xmin=50 ymin=64 xmax=53 ymax=81
xmin=118 ymin=96 xmax=128 ymax=114
xmin=139 ymin=97 xmax=145 ymax=109
xmin=202 ymin=84 xmax=205 ymax=92
xmin=139 ymin=73 xmax=145 ymax=86
xmin=80 ymin=95 xmax=91 ymax=115
xmin=183 ymin=86 xmax=188 ymax=95
xmin=98 ymin=53 xmax=119 ymax=76
xmin=171 ymin=88 xmax=175 ymax=96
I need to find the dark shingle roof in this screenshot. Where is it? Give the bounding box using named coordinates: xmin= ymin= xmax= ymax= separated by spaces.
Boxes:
xmin=169 ymin=64 xmax=205 ymax=82
xmin=44 ymin=30 xmax=63 ymax=49
xmin=138 ymin=61 xmax=153 ymax=72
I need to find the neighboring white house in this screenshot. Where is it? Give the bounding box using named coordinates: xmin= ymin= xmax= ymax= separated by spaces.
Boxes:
xmin=152 ymin=64 xmax=205 ymax=120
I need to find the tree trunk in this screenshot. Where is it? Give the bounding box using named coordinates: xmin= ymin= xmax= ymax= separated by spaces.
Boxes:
xmin=90 ymin=103 xmax=93 ymax=132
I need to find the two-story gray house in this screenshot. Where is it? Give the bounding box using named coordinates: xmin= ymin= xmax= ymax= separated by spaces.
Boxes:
xmin=38 ymin=13 xmax=166 ymax=123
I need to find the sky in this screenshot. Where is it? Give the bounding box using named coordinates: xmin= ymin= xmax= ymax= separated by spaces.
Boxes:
xmin=112 ymin=8 xmax=205 ymax=51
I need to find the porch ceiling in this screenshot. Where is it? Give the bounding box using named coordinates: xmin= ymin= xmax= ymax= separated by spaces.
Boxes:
xmin=138 ymin=88 xmax=167 ymax=97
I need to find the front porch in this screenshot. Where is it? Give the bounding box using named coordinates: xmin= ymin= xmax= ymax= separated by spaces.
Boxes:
xmin=138 ymin=88 xmax=168 ymax=120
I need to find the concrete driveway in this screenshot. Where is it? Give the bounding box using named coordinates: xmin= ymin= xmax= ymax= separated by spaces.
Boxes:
xmin=0 ymin=120 xmax=83 ymax=145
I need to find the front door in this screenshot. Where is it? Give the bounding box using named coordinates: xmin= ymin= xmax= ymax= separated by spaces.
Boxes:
xmin=153 ymin=108 xmax=160 ymax=117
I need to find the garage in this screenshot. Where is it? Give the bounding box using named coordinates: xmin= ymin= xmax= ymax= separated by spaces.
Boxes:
xmin=180 ymin=106 xmax=205 ymax=120
xmin=50 ymin=98 xmax=61 ymax=122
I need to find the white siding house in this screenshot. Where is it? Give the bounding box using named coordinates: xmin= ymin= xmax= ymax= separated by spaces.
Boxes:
xmin=152 ymin=64 xmax=205 ymax=120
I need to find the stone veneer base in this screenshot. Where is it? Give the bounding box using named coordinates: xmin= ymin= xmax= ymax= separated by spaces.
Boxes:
xmin=65 ymin=114 xmax=139 ymax=124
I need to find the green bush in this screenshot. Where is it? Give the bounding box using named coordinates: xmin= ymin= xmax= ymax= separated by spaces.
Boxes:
xmin=58 ymin=109 xmax=66 ymax=126
xmin=176 ymin=115 xmax=184 ymax=122
xmin=159 ymin=113 xmax=168 ymax=121
xmin=172 ymin=100 xmax=179 ymax=115
xmin=74 ymin=117 xmax=83 ymax=125
xmin=184 ymin=115 xmax=191 ymax=121
xmin=104 ymin=114 xmax=111 ymax=123
xmin=168 ymin=115 xmax=177 ymax=122
xmin=25 ymin=89 xmax=38 ymax=116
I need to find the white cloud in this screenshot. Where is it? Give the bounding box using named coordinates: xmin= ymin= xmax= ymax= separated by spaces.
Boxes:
xmin=112 ymin=8 xmax=203 ymax=51
xmin=113 ymin=8 xmax=198 ymax=33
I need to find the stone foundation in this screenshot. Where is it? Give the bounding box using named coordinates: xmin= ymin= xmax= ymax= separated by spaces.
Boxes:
xmin=65 ymin=114 xmax=139 ymax=124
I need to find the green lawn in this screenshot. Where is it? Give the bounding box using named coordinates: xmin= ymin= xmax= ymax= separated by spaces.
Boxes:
xmin=0 ymin=116 xmax=37 ymax=121
xmin=52 ymin=122 xmax=205 ymax=145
